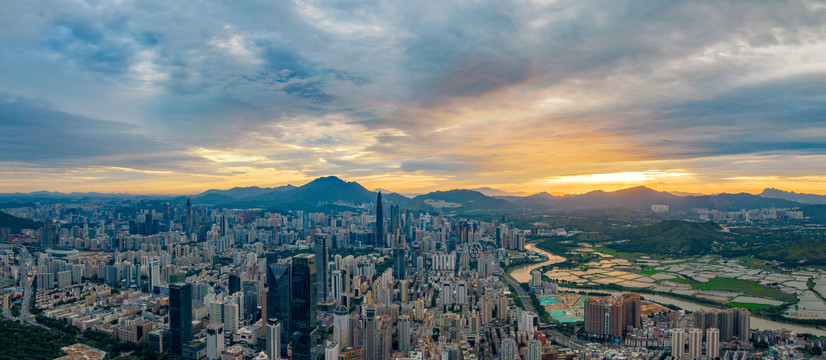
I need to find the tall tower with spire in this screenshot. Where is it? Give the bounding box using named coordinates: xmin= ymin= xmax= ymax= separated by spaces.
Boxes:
xmin=375 ymin=191 xmax=384 ymax=247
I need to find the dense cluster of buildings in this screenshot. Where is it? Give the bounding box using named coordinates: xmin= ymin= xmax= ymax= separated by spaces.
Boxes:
xmin=0 ymin=194 xmax=822 ymax=360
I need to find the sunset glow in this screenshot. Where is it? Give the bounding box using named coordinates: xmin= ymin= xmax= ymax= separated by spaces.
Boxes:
xmin=1 ymin=1 xmax=825 ymax=195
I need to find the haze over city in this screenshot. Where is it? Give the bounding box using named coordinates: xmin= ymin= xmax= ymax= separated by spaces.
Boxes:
xmin=2 ymin=1 xmax=826 ymax=195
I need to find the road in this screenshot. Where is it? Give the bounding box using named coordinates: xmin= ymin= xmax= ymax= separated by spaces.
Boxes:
xmin=13 ymin=245 xmax=37 ymax=325
xmin=499 ymin=274 xmax=537 ymax=314
xmin=499 ymin=273 xmax=589 ymax=348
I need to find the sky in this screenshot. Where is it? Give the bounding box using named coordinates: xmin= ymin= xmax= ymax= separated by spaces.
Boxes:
xmin=1 ymin=0 xmax=826 ymax=195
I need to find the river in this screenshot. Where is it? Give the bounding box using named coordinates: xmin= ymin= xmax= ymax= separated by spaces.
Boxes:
xmin=521 ymin=243 xmax=826 ymax=337
xmin=509 ymin=243 xmax=566 ymax=283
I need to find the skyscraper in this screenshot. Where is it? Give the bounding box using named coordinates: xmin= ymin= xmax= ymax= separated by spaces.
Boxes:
xmin=315 ymin=234 xmax=329 ymax=300
xmin=266 ymin=257 xmax=291 ymax=356
xmin=707 ymin=327 xmax=720 ymax=359
xmin=363 ymin=304 xmax=379 ymax=360
xmin=526 ymin=339 xmax=542 ymax=360
xmin=41 ymin=219 xmax=56 ymax=248
xmin=291 ymin=253 xmax=317 ymax=360
xmin=689 ymin=328 xmax=703 ymax=359
xmin=392 ymin=247 xmax=407 ymax=280
xmin=228 ymin=273 xmax=241 ymax=295
xmin=375 ymin=192 xmax=384 ymax=247
xmin=206 ymin=323 xmax=224 ymax=360
xmin=185 ymin=198 xmax=193 ymax=236
xmin=622 ymin=293 xmax=642 ymax=329
xmin=693 ymin=309 xmax=750 ymax=342
xmin=265 ymin=318 xmax=281 ymax=360
xmin=584 ymin=294 xmax=642 ymax=340
xmin=242 ymin=280 xmax=260 ymax=321
xmin=398 ymin=315 xmax=411 ymax=352
xmin=169 ymin=282 xmax=193 ymax=357
xmin=501 ymin=337 xmax=517 ymax=360
xmin=334 ymin=306 xmax=350 ymax=348
xmin=331 ymin=270 xmax=343 ymax=301
xmin=148 ymin=257 xmax=160 ymax=294
xmin=670 ymin=328 xmax=685 ymax=358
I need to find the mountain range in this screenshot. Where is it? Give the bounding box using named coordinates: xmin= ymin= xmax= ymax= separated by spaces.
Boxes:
xmin=0 ymin=176 xmax=822 ymax=214
xmin=172 ymin=177 xmax=816 ymax=214
xmin=759 ymin=188 xmax=826 ymax=204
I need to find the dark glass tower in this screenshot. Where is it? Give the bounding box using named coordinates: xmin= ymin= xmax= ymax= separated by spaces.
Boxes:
xmin=393 ymin=247 xmax=407 ymax=280
xmin=291 ymin=253 xmax=317 ymax=360
xmin=266 ymin=255 xmax=292 ymax=356
xmin=314 ymin=234 xmax=329 ymax=301
xmin=228 ymin=273 xmax=241 ymax=295
xmin=185 ymin=198 xmax=193 ymax=236
xmin=242 ymin=280 xmax=259 ymax=320
xmin=169 ymin=282 xmax=192 ymax=357
xmin=375 ymin=192 xmax=384 ymax=247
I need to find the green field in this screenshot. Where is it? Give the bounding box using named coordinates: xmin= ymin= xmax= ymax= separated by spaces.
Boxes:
xmin=669 ymin=276 xmax=691 ymax=284
xmin=640 ymin=268 xmax=662 ymax=276
xmin=728 ymin=302 xmax=776 ymax=311
xmin=692 ymin=277 xmax=797 ymax=303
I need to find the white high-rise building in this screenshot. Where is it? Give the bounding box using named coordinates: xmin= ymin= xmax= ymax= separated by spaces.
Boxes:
xmin=501 ymin=338 xmax=517 ymax=360
xmin=209 ymin=297 xmax=241 ymax=333
xmin=707 ymin=328 xmax=720 ymax=359
xmin=441 ymin=283 xmax=452 ymax=305
xmin=457 ymin=282 xmax=468 ymax=305
xmin=222 ymin=301 xmax=240 ymax=332
xmin=148 ymin=258 xmax=160 ymax=293
xmin=324 ymin=341 xmax=340 ymax=360
xmin=526 ymin=338 xmax=542 ymax=360
xmin=265 ymin=318 xmax=281 ymax=360
xmin=530 ymin=269 xmax=542 ymax=288
xmin=333 ymin=307 xmax=350 ymax=348
xmin=331 ymin=270 xmax=342 ymax=301
xmin=689 ymin=328 xmax=704 ymax=359
xmin=671 ymin=328 xmax=685 ymax=358
xmin=518 ymin=310 xmax=538 ymax=334
xmin=207 ymin=323 xmax=224 ymax=360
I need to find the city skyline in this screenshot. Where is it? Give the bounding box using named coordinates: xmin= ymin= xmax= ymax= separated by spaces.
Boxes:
xmin=2 ymin=1 xmax=826 ymax=195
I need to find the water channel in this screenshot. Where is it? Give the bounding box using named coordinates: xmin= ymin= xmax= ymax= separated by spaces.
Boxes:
xmin=509 ymin=243 xmax=566 ymax=283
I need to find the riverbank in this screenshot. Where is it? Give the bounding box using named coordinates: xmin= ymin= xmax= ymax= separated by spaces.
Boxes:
xmin=509 ymin=243 xmax=566 ymax=283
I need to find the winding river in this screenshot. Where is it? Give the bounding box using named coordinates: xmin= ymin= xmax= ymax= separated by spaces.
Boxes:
xmin=509 ymin=243 xmax=566 ymax=283
xmin=520 ymin=243 xmax=826 ymax=337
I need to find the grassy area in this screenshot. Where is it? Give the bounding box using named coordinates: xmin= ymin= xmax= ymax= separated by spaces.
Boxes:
xmin=692 ymin=277 xmax=797 ymax=303
xmin=736 ymin=256 xmax=778 ymax=272
xmin=641 ymin=268 xmax=663 ymax=276
xmin=728 ymin=302 xmax=776 ymax=311
xmin=670 ymin=277 xmax=692 ymax=284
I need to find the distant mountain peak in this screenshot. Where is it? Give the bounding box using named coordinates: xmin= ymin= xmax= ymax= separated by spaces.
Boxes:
xmin=307 ymin=175 xmax=346 ymax=185
xmin=760 ymin=188 xmax=826 ymax=204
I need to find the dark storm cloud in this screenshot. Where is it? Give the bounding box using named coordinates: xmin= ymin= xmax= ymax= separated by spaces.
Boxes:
xmin=627 ymin=75 xmax=826 ymax=158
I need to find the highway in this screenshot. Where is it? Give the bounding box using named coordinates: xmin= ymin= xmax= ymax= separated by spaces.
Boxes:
xmin=499 ymin=274 xmax=537 ymax=314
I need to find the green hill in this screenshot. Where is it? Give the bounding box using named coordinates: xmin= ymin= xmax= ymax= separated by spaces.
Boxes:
xmin=0 ymin=211 xmax=42 ymax=233
xmin=608 ymin=220 xmax=731 ymax=255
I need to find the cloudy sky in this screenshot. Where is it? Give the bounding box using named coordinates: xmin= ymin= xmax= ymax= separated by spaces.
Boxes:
xmin=2 ymin=0 xmax=826 ymax=195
